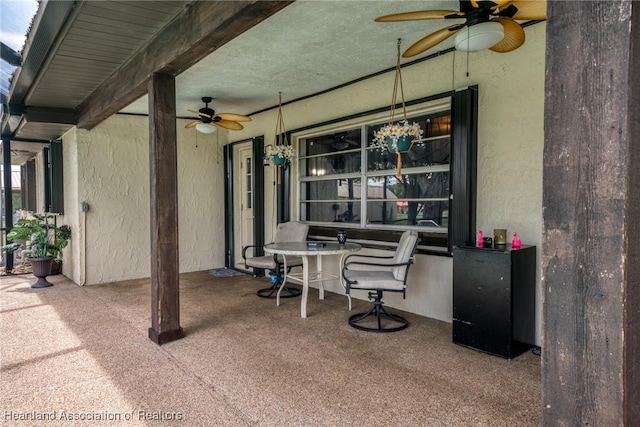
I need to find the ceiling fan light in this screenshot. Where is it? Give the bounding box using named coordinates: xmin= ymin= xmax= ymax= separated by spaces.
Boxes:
xmin=454 ymin=22 xmax=504 ymax=52
xmin=332 ymin=141 xmax=349 ymax=150
xmin=195 ymin=123 xmax=217 ymax=134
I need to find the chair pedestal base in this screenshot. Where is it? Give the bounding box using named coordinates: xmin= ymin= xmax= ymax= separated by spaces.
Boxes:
xmin=257 ymin=283 xmax=301 ymax=299
xmin=256 ymin=268 xmax=302 ymax=299
xmin=348 ymin=290 xmax=408 ymax=333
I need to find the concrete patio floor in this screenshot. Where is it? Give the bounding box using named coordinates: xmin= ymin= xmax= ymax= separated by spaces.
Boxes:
xmin=1 ymin=271 xmax=541 ymax=426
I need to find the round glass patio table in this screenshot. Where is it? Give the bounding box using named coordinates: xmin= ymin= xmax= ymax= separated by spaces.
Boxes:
xmin=264 ymin=241 xmax=361 ymax=318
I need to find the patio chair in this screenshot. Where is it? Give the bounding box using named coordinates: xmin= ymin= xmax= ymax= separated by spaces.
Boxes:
xmin=342 ymin=230 xmax=419 ymax=332
xmin=242 ymin=221 xmax=309 ymax=299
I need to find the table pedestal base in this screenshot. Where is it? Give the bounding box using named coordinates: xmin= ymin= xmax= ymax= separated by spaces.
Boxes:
xmin=264 ymin=242 xmax=361 ymax=318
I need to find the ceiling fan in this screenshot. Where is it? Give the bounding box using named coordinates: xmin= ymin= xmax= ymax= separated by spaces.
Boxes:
xmin=330 ymin=131 xmax=360 ymax=150
xmin=375 ymin=0 xmax=546 ymax=57
xmin=185 ymin=97 xmax=251 ymax=133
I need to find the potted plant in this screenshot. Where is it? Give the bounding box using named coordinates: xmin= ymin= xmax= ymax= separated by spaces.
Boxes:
xmin=3 ymin=213 xmax=71 ymax=288
xmin=265 ymin=92 xmax=296 ymax=167
xmin=370 ymin=40 xmax=425 ymax=177
xmin=371 ymin=119 xmax=424 ymax=177
xmin=264 ymin=144 xmax=295 ymax=166
xmin=372 ymin=119 xmax=424 ymax=154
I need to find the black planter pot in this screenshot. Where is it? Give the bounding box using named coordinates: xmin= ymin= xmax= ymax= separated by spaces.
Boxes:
xmin=29 ymin=256 xmax=55 ymax=288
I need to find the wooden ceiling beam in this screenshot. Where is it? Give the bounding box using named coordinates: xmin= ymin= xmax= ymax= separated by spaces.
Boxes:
xmin=76 ymin=0 xmax=294 ymax=130
xmin=25 ymin=107 xmax=77 ymax=125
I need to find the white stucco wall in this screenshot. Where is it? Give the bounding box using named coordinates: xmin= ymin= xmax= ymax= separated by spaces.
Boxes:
xmin=175 ymin=125 xmax=228 ymax=273
xmin=60 ymin=127 xmax=80 ymax=283
xmin=65 ymin=114 xmax=227 ymax=285
xmin=229 ymin=24 xmax=546 ymax=343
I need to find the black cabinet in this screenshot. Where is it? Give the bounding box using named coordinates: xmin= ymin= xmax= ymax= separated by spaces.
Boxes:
xmin=452 ymin=245 xmax=536 ymax=358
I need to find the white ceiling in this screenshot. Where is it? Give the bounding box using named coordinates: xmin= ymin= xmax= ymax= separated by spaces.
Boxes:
xmin=120 ymin=0 xmax=464 ymax=118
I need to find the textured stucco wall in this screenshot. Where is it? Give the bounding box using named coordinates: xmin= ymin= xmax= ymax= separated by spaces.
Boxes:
xmin=69 ymin=114 xmax=226 ymax=285
xmin=60 ymin=127 xmax=80 ymax=283
xmin=229 ymin=24 xmax=545 ymax=343
xmin=176 ymin=123 xmax=227 ymax=272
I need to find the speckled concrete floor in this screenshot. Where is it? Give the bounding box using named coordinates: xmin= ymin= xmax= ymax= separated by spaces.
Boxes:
xmin=1 ymin=271 xmax=541 ymax=426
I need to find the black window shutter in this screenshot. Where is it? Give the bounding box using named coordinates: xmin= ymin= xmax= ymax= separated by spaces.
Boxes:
xmin=20 ymin=160 xmax=37 ymax=211
xmin=449 ymin=86 xmax=478 ymax=252
xmin=49 ymin=140 xmax=64 ymax=214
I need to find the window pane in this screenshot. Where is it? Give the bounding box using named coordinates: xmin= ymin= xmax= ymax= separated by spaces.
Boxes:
xmin=246 ymin=166 xmax=252 ymax=193
xmin=302 ymin=151 xmax=361 ymax=177
xmin=300 ymin=129 xmax=362 ymax=177
xmin=301 ymin=178 xmax=361 ymax=202
xmin=368 ymin=173 xmax=449 ymax=199
xmin=300 ymin=178 xmax=361 ymax=223
xmin=411 ymin=135 xmax=450 ymax=165
xmin=368 ymin=200 xmax=449 ymax=227
xmin=300 ymin=201 xmax=361 ymax=223
xmin=300 ymin=129 xmax=361 ymax=156
xmin=246 ymin=157 xmax=252 ymax=209
xmin=366 ymin=173 xmax=449 ymax=226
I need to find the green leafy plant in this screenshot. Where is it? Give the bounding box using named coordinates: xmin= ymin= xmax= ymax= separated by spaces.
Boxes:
xmin=4 ymin=213 xmax=71 ymax=259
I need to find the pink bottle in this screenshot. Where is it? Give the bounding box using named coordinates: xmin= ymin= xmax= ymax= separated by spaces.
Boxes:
xmin=511 ymin=231 xmax=522 ymax=249
xmin=477 ymin=229 xmax=484 ymax=248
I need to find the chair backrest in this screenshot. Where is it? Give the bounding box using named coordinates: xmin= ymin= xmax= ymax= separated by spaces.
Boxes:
xmin=273 ymin=221 xmax=309 ymax=243
xmin=391 ymin=230 xmax=419 ymax=280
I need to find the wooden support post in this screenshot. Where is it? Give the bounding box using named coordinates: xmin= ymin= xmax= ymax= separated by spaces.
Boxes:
xmin=543 ymin=1 xmax=639 ymax=423
xmin=2 ymin=139 xmax=14 ymax=272
xmin=148 ymin=73 xmax=183 ymax=345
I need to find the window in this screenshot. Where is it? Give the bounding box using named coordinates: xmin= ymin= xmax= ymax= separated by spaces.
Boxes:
xmin=364 ymin=113 xmax=450 ymax=229
xmin=245 ymin=157 xmax=253 ymax=209
xmin=298 ymin=110 xmax=450 ymax=233
xmin=292 ymin=88 xmax=477 ymax=254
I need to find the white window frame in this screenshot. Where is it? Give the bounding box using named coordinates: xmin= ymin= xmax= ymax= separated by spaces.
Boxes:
xmin=293 ymin=98 xmax=451 ymax=233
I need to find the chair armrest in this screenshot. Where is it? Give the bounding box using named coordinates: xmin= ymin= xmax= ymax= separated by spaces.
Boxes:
xmin=344 ymin=259 xmax=413 ymax=270
xmin=242 ymin=244 xmax=264 ymax=261
xmin=343 ymin=253 xmax=393 ymax=264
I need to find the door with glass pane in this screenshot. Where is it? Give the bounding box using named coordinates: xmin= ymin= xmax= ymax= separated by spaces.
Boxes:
xmin=234 ymin=143 xmax=254 ymax=270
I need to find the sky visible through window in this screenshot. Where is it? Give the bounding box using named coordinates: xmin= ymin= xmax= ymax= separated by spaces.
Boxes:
xmin=0 ymin=0 xmax=39 ymax=99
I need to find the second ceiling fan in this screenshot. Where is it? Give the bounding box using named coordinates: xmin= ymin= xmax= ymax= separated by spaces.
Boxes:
xmin=375 ymin=0 xmax=547 ymax=57
xmin=185 ymin=97 xmax=251 ymax=132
